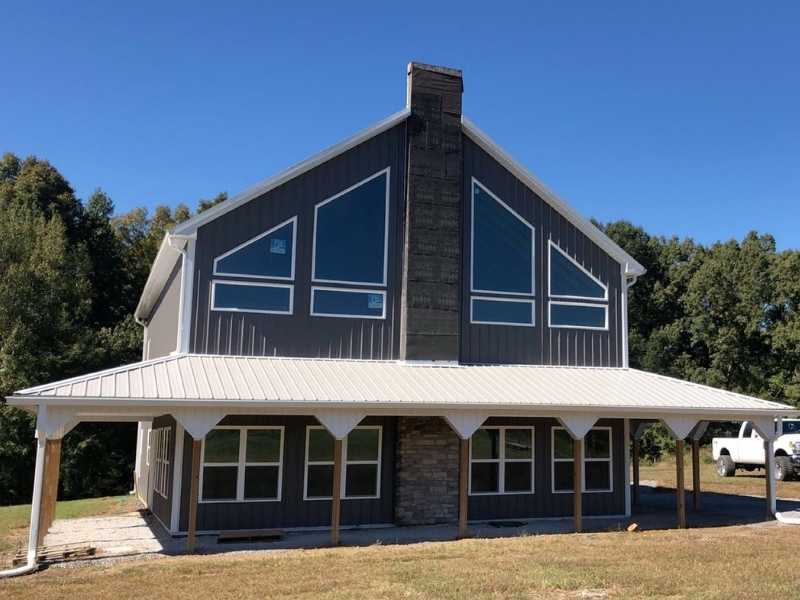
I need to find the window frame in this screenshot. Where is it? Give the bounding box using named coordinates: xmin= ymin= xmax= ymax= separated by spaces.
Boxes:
xmin=468 ymin=426 xmax=535 ymax=496
xmin=547 ymin=240 xmax=608 ymax=301
xmin=548 ymin=300 xmax=608 ymax=331
xmin=198 ymin=426 xmax=285 ymax=504
xmin=551 ymin=426 xmax=614 ymax=494
xmin=311 ymin=168 xmax=391 ymax=287
xmin=309 ymin=286 xmax=387 ymax=320
xmin=152 ymin=427 xmax=171 ymax=499
xmin=470 ymin=296 xmax=535 ymax=328
xmin=210 ymin=280 xmax=294 ymax=315
xmin=212 ymin=216 xmax=297 ymax=281
xmin=303 ymin=425 xmax=383 ymax=501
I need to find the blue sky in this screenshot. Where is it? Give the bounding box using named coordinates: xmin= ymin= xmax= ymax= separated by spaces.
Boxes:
xmin=2 ymin=2 xmax=798 ymax=249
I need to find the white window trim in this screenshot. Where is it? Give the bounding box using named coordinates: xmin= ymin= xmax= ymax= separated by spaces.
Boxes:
xmin=311 ymin=167 xmax=391 ymax=287
xmin=310 ymin=286 xmax=387 ymax=320
xmin=551 ymin=426 xmax=614 ymax=494
xmin=212 ymin=215 xmax=298 ymax=281
xmin=153 ymin=427 xmax=171 ymax=499
xmin=470 ymin=178 xmax=536 ymax=298
xmin=211 ymin=280 xmax=294 ymax=315
xmin=548 ymin=240 xmax=609 ymax=301
xmin=470 ymin=296 xmax=535 ymax=328
xmin=468 ymin=426 xmax=535 ymax=496
xmin=548 ymin=300 xmax=608 ymax=331
xmin=303 ymin=425 xmax=383 ymax=501
xmin=199 ymin=426 xmax=285 ymax=503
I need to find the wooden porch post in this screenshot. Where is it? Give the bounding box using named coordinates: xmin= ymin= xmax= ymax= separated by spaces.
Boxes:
xmin=458 ymin=438 xmax=469 ymax=539
xmin=37 ymin=438 xmax=62 ymax=547
xmin=186 ymin=439 xmax=202 ymax=552
xmin=676 ymin=440 xmax=686 ymax=528
xmin=331 ymin=438 xmax=343 ymax=545
xmin=764 ymin=439 xmax=776 ymax=519
xmin=691 ymin=439 xmax=701 ymax=511
xmin=573 ymin=438 xmax=583 ymax=533
xmin=632 ymin=437 xmax=640 ymax=506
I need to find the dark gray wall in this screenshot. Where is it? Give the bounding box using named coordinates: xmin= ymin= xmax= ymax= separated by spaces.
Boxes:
xmin=150 ymin=414 xmax=177 ymax=530
xmin=178 ymin=416 xmax=396 ymax=532
xmin=468 ymin=418 xmax=626 ymax=520
xmin=460 ymin=135 xmax=624 ymax=366
xmin=146 ymin=262 xmax=182 ymax=359
xmin=189 ymin=123 xmax=407 ymax=360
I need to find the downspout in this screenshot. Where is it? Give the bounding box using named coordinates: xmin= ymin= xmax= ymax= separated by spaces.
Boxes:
xmin=0 ymin=435 xmax=46 ymax=578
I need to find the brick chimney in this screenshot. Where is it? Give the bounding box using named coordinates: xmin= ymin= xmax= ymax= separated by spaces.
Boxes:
xmin=400 ymin=63 xmax=464 ymax=362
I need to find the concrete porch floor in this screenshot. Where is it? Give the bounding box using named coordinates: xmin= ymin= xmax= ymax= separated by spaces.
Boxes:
xmin=42 ymin=484 xmax=800 ymax=565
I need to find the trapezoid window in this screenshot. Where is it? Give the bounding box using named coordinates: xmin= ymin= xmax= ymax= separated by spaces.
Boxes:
xmin=548 ymin=241 xmax=609 ymax=330
xmin=469 ymin=179 xmax=535 ymax=327
xmin=214 ymin=216 xmax=296 ymax=280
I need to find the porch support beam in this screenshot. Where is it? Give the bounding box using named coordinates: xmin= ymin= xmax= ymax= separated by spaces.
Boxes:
xmin=331 ymin=439 xmax=344 ymax=545
xmin=764 ymin=439 xmax=776 ymax=519
xmin=186 ymin=439 xmax=202 ymax=553
xmin=443 ymin=414 xmax=487 ymax=540
xmin=689 ymin=422 xmax=707 ymax=512
xmin=37 ymin=439 xmax=62 ymax=547
xmin=573 ymin=437 xmax=583 ymax=533
xmin=632 ymin=435 xmax=641 ymax=507
xmin=676 ymin=439 xmax=686 ymax=528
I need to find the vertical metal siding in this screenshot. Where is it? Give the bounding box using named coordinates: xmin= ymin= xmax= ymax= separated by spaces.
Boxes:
xmin=189 ymin=124 xmax=407 ymax=360
xmin=461 ymin=136 xmax=624 ymax=366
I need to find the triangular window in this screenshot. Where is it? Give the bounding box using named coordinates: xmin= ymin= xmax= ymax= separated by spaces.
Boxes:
xmin=214 ymin=217 xmax=296 ymax=280
xmin=548 ymin=242 xmax=606 ymax=300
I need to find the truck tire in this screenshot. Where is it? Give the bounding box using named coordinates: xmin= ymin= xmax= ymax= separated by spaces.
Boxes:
xmin=775 ymin=456 xmax=792 ymax=481
xmin=717 ymin=455 xmax=735 ymax=477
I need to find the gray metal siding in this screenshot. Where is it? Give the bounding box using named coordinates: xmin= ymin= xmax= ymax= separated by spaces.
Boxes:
xmin=189 ymin=124 xmax=407 ymax=360
xmin=178 ymin=416 xmax=396 ymax=532
xmin=150 ymin=415 xmax=177 ymax=530
xmin=461 ymin=135 xmax=624 ymax=366
xmin=146 ymin=262 xmax=182 ymax=359
xmin=468 ymin=418 xmax=625 ymax=520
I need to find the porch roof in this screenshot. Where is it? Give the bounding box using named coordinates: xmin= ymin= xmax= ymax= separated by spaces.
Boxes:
xmin=7 ymin=353 xmax=797 ymax=420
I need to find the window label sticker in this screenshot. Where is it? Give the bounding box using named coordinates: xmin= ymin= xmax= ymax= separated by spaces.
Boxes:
xmin=270 ymin=238 xmax=287 ymax=255
xmin=367 ymin=294 xmax=383 ymax=310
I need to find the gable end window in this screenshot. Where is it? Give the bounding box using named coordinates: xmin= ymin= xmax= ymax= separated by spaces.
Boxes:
xmin=548 ymin=241 xmax=609 ymax=330
xmin=211 ymin=281 xmax=293 ymax=315
xmin=470 ymin=179 xmax=535 ymax=327
xmin=213 ymin=216 xmax=296 ymax=280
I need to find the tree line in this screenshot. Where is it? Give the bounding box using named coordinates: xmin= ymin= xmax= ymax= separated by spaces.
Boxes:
xmin=1 ymin=152 xmax=798 ymax=505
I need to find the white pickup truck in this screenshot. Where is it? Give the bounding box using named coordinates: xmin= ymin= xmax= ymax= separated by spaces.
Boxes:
xmin=712 ymin=420 xmax=800 ymax=481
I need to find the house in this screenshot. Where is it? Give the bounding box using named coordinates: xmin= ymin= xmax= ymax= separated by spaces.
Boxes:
xmin=7 ymin=63 xmax=797 ymax=562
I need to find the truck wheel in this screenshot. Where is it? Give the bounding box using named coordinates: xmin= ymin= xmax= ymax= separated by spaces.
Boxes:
xmin=717 ymin=455 xmax=735 ymax=477
xmin=775 ymin=457 xmax=792 ymax=481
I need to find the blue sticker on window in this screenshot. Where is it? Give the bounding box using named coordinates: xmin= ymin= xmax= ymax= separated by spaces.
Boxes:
xmin=367 ymin=293 xmax=383 ymax=310
xmin=270 ymin=238 xmax=287 ymax=255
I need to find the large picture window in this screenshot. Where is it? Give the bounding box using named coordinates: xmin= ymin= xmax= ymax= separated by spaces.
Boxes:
xmin=200 ymin=427 xmax=284 ymax=502
xmin=304 ymin=426 xmax=382 ymax=500
xmin=551 ymin=426 xmax=613 ymax=493
xmin=469 ymin=427 xmax=534 ymax=495
xmin=213 ymin=217 xmax=296 ymax=280
xmin=470 ymin=179 xmax=535 ymax=327
xmin=548 ymin=241 xmax=608 ymax=330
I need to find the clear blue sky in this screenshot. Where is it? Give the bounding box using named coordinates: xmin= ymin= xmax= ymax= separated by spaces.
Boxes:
xmin=2 ymin=2 xmax=798 ymax=249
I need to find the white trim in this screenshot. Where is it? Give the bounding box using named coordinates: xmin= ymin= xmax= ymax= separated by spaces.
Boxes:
xmin=468 ymin=426 xmax=535 ymax=496
xmin=547 ymin=240 xmax=608 ymax=301
xmin=310 ymin=286 xmax=387 ymax=320
xmin=548 ymin=301 xmax=609 ymax=331
xmin=470 ymin=296 xmax=535 ymax=327
xmin=177 ymin=239 xmax=195 ymax=353
xmin=311 ymin=168 xmax=391 ymax=287
xmin=169 ymin=422 xmax=184 ymax=532
xmin=621 ymin=265 xmax=629 ymax=368
xmin=470 ymin=178 xmax=535 ymax=298
xmin=198 ymin=426 xmax=285 ymax=503
xmin=623 ymin=418 xmax=631 ymax=517
xmin=303 ymin=425 xmax=383 ymax=501
xmin=551 ymin=426 xmax=613 ymax=494
xmin=212 ymin=216 xmax=297 ymax=281
xmin=211 ymin=280 xmax=294 ymax=315
xmin=461 ymin=117 xmax=645 ymax=277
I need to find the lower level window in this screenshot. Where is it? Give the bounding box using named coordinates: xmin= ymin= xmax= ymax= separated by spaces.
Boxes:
xmin=549 ymin=301 xmax=607 ymax=330
xmin=551 ymin=426 xmax=613 ymax=493
xmin=304 ymin=426 xmax=382 ymax=499
xmin=311 ymin=287 xmax=386 ymax=319
xmin=470 ymin=427 xmax=534 ymax=494
xmin=201 ymin=427 xmax=284 ymax=502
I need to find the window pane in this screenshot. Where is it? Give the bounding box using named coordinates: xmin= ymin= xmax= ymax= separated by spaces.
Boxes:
xmin=307 ymin=464 xmax=334 ymax=498
xmin=505 ymin=429 xmax=533 ymax=460
xmin=585 ymin=461 xmax=611 ymax=491
xmin=553 ymin=462 xmax=574 ymax=492
xmin=347 ymin=429 xmax=379 ymax=461
xmin=505 ymin=462 xmax=532 ymax=493
xmin=314 ymin=172 xmax=387 ymax=284
xmin=553 ymin=429 xmax=573 ymax=459
xmin=585 ymin=429 xmax=611 ymax=459
xmin=345 ymin=464 xmax=378 ymax=497
xmin=215 ymin=220 xmax=294 ymax=278
xmin=308 ymin=429 xmax=334 ymax=462
xmin=472 ymin=298 xmax=534 ymax=326
xmin=471 ymin=462 xmax=499 ymax=493
xmin=202 ymin=466 xmax=237 ymax=500
xmin=246 ymin=430 xmax=281 ymax=463
xmin=472 ymin=183 xmax=533 ymax=294
xmin=213 ymin=283 xmax=291 ymax=313
xmin=204 ymin=430 xmax=240 ymax=463
xmin=472 ymin=429 xmax=500 ymax=460
xmin=244 ymin=465 xmax=280 ymax=499
xmin=549 ymin=245 xmax=605 ymax=298
xmin=312 ymin=288 xmax=384 ymax=318
xmin=550 ymin=303 xmax=606 ymax=329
